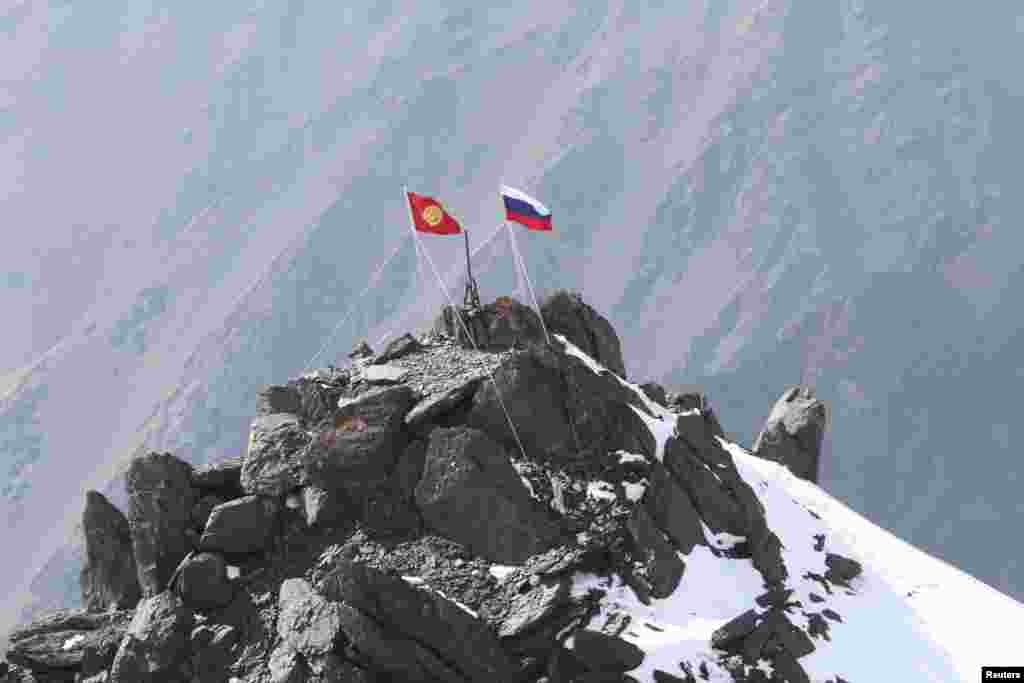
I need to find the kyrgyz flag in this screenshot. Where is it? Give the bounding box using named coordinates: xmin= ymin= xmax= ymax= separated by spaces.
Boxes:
xmin=406 ymin=191 xmax=463 ymax=235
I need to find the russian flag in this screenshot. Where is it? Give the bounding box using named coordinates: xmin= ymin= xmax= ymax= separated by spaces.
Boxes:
xmin=501 ymin=185 xmax=553 ymax=231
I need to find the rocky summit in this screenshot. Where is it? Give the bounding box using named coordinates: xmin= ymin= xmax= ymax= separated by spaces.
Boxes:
xmin=2 ymin=292 xmax=854 ymax=683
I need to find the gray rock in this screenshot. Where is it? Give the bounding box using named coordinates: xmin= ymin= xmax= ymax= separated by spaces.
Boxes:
xmin=301 ymin=484 xmax=347 ymax=529
xmin=277 ymin=579 xmax=343 ymax=658
xmin=415 ymin=427 xmax=558 ymax=564
xmin=240 ymin=413 xmax=310 ymax=496
xmin=434 ymin=298 xmax=547 ymax=351
xmin=569 ymin=631 xmax=645 ymax=673
xmin=625 ymin=506 xmax=685 ymax=599
xmin=173 ymin=552 xmax=233 ymax=609
xmin=371 ymin=333 xmax=422 ymax=364
xmin=497 ymin=576 xmax=572 ymax=639
xmin=405 ymin=378 xmax=483 ymax=435
xmin=255 ymin=385 xmax=303 ymax=418
xmin=360 ymin=363 xmax=409 ymax=385
xmin=320 ymin=556 xmax=518 ymax=682
xmin=191 ymin=495 xmax=225 ymax=531
xmin=639 ymin=383 xmax=668 ymax=407
xmin=753 ymin=386 xmax=827 ymax=483
xmin=825 ymin=553 xmax=863 ymax=585
xmin=189 ymin=624 xmax=239 ymax=683
xmin=80 ymin=491 xmax=141 ymax=612
xmin=643 ymin=463 xmax=704 ymax=556
xmin=541 ymin=290 xmax=627 ymax=378
xmin=190 ymin=456 xmax=245 ymax=498
xmin=349 ymin=341 xmax=374 ymax=360
xmin=108 ymin=593 xmax=193 ymax=682
xmin=199 ymin=496 xmax=280 ymax=555
xmin=125 ymin=452 xmax=196 ymax=597
xmin=5 ymin=611 xmax=130 ymax=676
xmin=710 ymin=609 xmax=759 ymax=651
xmin=267 ymin=645 xmax=305 ymax=683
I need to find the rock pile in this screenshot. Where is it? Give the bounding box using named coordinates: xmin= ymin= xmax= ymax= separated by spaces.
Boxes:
xmin=3 ymin=294 xmax=845 ymax=683
xmin=753 ymin=387 xmax=828 ymax=483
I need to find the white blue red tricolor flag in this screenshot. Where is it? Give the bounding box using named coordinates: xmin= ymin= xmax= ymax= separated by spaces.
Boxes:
xmin=501 ymin=185 xmax=553 ymax=231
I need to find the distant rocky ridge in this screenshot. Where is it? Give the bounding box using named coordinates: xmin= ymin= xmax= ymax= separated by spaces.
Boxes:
xmin=2 ymin=291 xmax=850 ymax=683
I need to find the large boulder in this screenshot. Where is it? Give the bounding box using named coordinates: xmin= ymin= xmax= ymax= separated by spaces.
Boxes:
xmin=190 ymin=456 xmax=244 ymax=499
xmin=302 ymin=385 xmax=416 ymax=482
xmin=125 ymin=452 xmax=196 ymax=597
xmin=189 ymin=624 xmax=239 ymax=683
xmin=752 ymin=386 xmax=827 ymax=483
xmin=540 ymin=290 xmax=627 ymax=378
xmin=624 ymin=506 xmax=685 ymax=599
xmin=568 ymin=631 xmax=645 ymax=673
xmin=80 ymin=491 xmax=141 ymax=612
xmin=172 ymin=553 xmax=233 ymax=610
xmin=643 ymin=463 xmax=704 ymax=555
xmin=276 ymin=579 xmax=343 ymax=659
xmin=108 ymin=593 xmax=193 ymax=683
xmin=415 ymin=427 xmax=559 ymax=563
xmin=434 ymin=298 xmax=547 ymax=351
xmin=319 ymin=556 xmax=519 ymax=682
xmin=371 ymin=332 xmax=422 ymax=364
xmin=5 ymin=610 xmax=131 ymax=678
xmin=199 ymin=496 xmax=280 ymax=556
xmin=241 ymin=413 xmax=310 ymax=496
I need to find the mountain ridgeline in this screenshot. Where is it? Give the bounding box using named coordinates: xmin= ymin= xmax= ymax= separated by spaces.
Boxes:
xmin=2 ymin=292 xmax=839 ymax=683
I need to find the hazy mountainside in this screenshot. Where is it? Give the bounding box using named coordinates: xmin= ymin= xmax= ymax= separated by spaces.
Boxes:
xmin=3 ymin=0 xmax=1024 ymax=640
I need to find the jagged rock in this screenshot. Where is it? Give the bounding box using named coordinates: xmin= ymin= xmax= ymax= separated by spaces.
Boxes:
xmin=292 ymin=376 xmax=349 ymax=425
xmin=755 ymin=588 xmax=794 ymax=609
xmin=267 ymin=645 xmax=305 ymax=683
xmin=126 ymin=452 xmax=196 ymax=597
xmin=469 ymin=345 xmax=651 ymax=461
xmin=541 ymin=290 xmax=627 ymax=378
xmin=199 ymin=496 xmax=280 ymax=556
xmin=415 ymin=427 xmax=559 ymax=564
xmin=241 ymin=413 xmax=310 ymax=496
xmin=806 ymin=613 xmax=830 ymax=641
xmin=822 ymin=608 xmax=843 ymax=623
xmin=569 ymin=631 xmax=645 ymax=673
xmin=653 ymin=671 xmax=690 ymax=683
xmin=277 ymin=579 xmax=343 ymax=658
xmin=710 ymin=609 xmax=759 ymax=650
xmin=189 ymin=624 xmax=238 ymax=682
xmin=319 ymin=556 xmax=518 ymax=681
xmin=349 ymin=341 xmax=374 ymax=359
xmin=496 ymin=575 xmax=573 ymax=638
xmin=80 ymin=491 xmax=141 ymax=612
xmin=639 ymin=383 xmax=668 ymax=407
xmin=191 ymin=495 xmax=225 ymax=530
xmin=662 ymin=435 xmax=746 ymax=536
xmin=404 ymin=378 xmax=483 ymax=435
xmin=371 ymin=333 xmax=422 ymax=364
xmin=5 ymin=611 xmax=130 ymax=677
xmin=190 ymin=456 xmax=245 ymax=499
xmin=301 ymin=484 xmax=347 ymax=529
xmin=768 ymin=650 xmax=811 ymax=683
xmin=172 ymin=552 xmax=233 ymax=609
xmin=303 ymin=385 xmax=416 ymax=482
xmin=753 ymin=386 xmax=827 ymax=483
xmin=643 ymin=463 xmax=704 ymax=555
xmin=255 ymin=385 xmax=303 ymax=418
xmin=825 ymin=553 xmax=863 ymax=585
xmin=108 ymin=593 xmax=192 ymax=683
xmin=361 ymin=363 xmax=409 ymax=385
xmin=434 ymin=298 xmax=547 ymax=351
xmin=666 ymin=391 xmax=725 ymax=438
xmin=625 ymin=506 xmax=685 ymax=599
xmin=393 ymin=440 xmax=428 ymax=502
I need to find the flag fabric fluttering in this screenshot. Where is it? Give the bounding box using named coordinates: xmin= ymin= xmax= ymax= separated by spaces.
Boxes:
xmin=406 ymin=191 xmax=463 ymax=235
xmin=501 ymin=185 xmax=553 ymax=231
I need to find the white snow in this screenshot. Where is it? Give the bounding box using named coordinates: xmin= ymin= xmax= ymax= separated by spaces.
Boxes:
xmin=557 ymin=336 xmax=1023 ymax=682
xmin=700 ymin=523 xmax=746 ymax=551
xmin=489 ymin=565 xmax=519 ymax=581
xmin=617 ymin=451 xmax=648 ymax=464
xmin=623 ymin=481 xmax=647 ymax=502
xmin=587 ymin=480 xmax=618 ymax=502
xmin=61 ymin=634 xmax=85 ymax=650
xmin=401 ymin=575 xmax=425 ymax=585
xmin=226 ymin=565 xmax=241 ymax=579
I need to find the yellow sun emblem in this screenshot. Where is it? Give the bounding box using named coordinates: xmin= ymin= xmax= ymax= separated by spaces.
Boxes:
xmin=422 ymin=204 xmax=443 ymax=227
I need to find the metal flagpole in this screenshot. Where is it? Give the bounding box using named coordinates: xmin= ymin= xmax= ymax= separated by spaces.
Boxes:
xmin=505 ymin=220 xmax=551 ymax=345
xmin=463 ymin=228 xmax=480 ymax=308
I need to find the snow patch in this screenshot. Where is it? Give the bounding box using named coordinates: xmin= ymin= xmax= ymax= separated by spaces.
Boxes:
xmin=617 ymin=451 xmax=648 ymax=464
xmin=401 ymin=575 xmax=424 ymax=585
xmin=226 ymin=565 xmax=240 ymax=579
xmin=587 ymin=480 xmax=618 ymax=502
xmin=700 ymin=522 xmax=746 ymax=551
xmin=489 ymin=565 xmax=518 ymax=580
xmin=62 ymin=634 xmax=85 ymax=650
xmin=623 ymin=481 xmax=647 ymax=502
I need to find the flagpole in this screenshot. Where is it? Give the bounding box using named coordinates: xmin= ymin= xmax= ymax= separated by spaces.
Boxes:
xmin=463 ymin=228 xmax=480 ymax=308
xmin=402 ymin=185 xmax=437 ymax=332
xmin=500 ymin=196 xmax=551 ymax=345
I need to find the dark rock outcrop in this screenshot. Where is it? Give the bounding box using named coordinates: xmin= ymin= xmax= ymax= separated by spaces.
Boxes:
xmin=435 ymin=298 xmax=548 ymax=352
xmin=624 ymin=506 xmax=685 ymax=600
xmin=541 ymin=290 xmax=627 ymax=378
xmin=320 ymin=555 xmax=519 ymax=681
xmin=190 ymin=456 xmax=245 ymax=499
xmin=125 ymin=452 xmax=196 ymax=598
xmin=5 ymin=610 xmax=130 ymax=679
xmin=753 ymin=386 xmax=827 ymax=483
xmin=199 ymin=496 xmax=280 ymax=556
xmin=241 ymin=413 xmax=310 ymax=496
xmin=643 ymin=463 xmax=704 ymax=555
xmin=80 ymin=491 xmax=141 ymax=612
xmin=371 ymin=332 xmax=422 ymax=364
xmin=255 ymin=385 xmax=304 ymax=418
xmin=824 ymin=553 xmax=863 ymax=586
xmin=108 ymin=592 xmax=192 ymax=682
xmin=568 ymin=630 xmax=645 ymax=673
xmin=172 ymin=552 xmax=233 ymax=610
xmin=275 ymin=579 xmax=343 ymax=660
xmin=415 ymin=427 xmax=559 ymax=564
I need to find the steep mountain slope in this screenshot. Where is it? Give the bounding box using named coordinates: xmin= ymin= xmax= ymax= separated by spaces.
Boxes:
xmin=3 ymin=0 xmax=1023 ymax=643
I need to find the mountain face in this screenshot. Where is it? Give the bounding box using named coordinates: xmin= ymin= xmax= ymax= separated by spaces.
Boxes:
xmin=3 ymin=0 xmax=1024 ymax=644
xmin=4 ymin=311 xmax=1018 ymax=682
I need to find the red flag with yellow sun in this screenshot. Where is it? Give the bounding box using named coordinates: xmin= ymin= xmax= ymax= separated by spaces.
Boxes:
xmin=406 ymin=191 xmax=463 ymax=235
